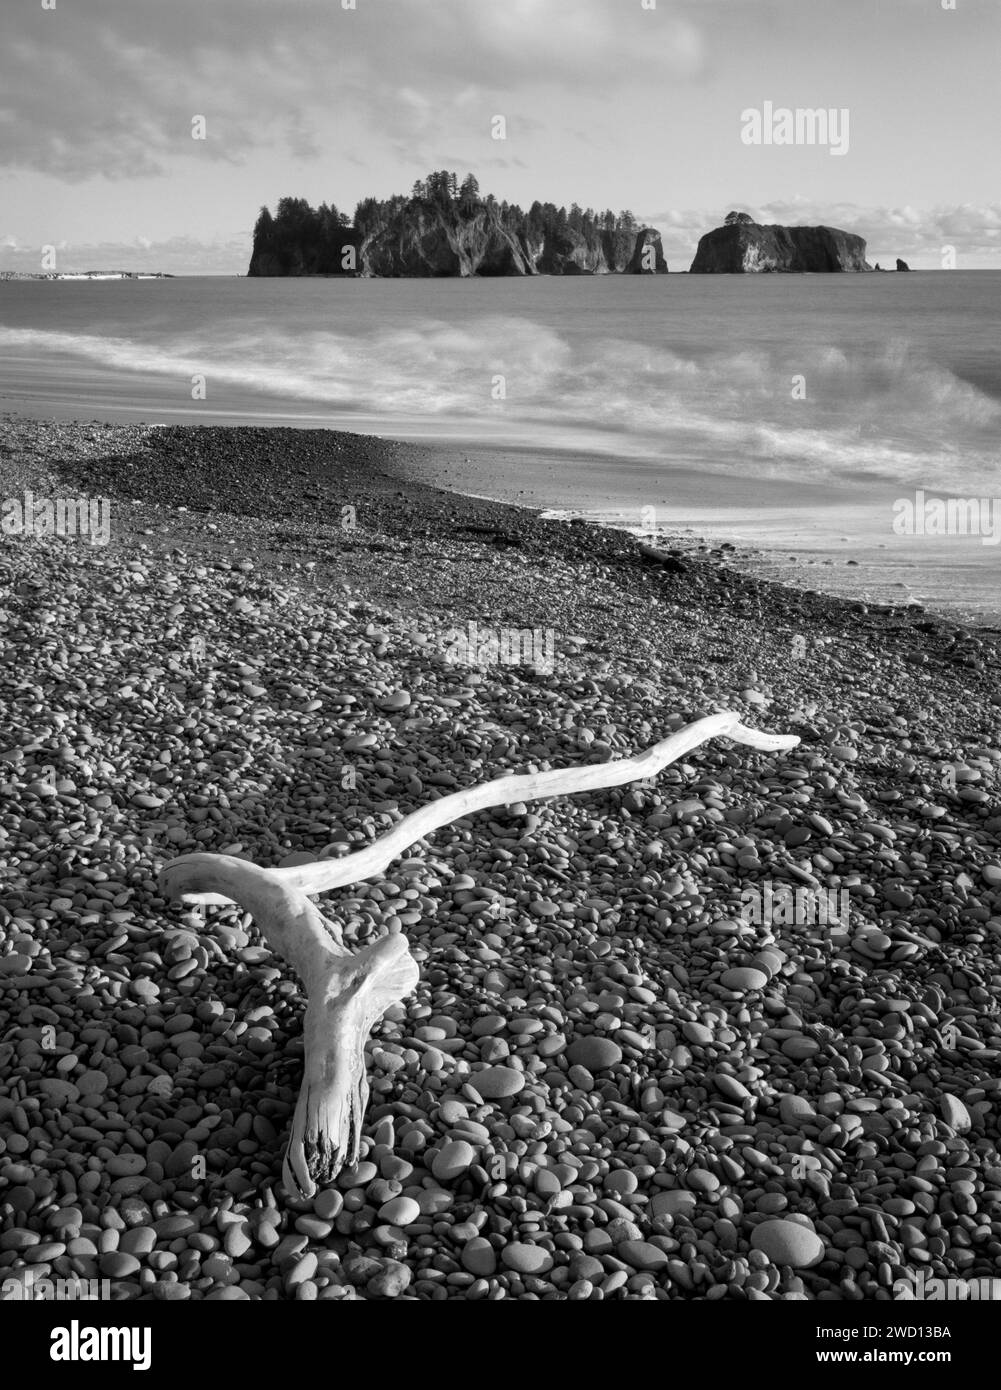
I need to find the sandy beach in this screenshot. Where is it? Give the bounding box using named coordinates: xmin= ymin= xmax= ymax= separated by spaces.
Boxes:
xmin=3 ymin=414 xmax=1001 ymax=1303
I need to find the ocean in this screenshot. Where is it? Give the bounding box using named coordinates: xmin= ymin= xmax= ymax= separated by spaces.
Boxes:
xmin=2 ymin=271 xmax=999 ymax=620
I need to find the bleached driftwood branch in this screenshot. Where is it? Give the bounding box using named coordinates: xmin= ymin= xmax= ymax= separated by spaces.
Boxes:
xmin=159 ymin=712 xmax=799 ymax=1197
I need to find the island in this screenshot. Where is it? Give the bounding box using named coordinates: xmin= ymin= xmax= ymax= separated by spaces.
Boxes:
xmin=247 ymin=171 xmax=668 ymax=278
xmin=689 ymin=211 xmax=871 ymax=273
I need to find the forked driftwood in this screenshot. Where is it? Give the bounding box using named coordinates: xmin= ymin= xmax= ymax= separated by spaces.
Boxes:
xmin=159 ymin=712 xmax=799 ymax=1198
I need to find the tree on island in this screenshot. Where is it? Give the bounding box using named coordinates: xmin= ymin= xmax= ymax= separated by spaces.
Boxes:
xmin=458 ymin=174 xmax=481 ymax=214
xmin=725 ymin=211 xmax=755 ymax=226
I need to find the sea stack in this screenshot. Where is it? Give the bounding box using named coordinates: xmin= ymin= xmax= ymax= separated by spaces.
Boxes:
xmin=690 ymin=213 xmax=871 ymax=272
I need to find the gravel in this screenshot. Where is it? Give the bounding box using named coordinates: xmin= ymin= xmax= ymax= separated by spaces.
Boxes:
xmin=2 ymin=416 xmax=1001 ymax=1301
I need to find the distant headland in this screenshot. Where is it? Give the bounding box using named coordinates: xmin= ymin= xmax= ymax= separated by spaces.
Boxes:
xmin=0 ymin=271 xmax=174 ymax=281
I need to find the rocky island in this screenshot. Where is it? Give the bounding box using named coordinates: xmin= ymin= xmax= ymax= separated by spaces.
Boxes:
xmin=248 ymin=171 xmax=667 ymax=278
xmin=690 ymin=211 xmax=871 ymax=273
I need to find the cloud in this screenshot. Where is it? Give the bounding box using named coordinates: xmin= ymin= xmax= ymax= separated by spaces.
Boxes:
xmin=1 ymin=7 xmax=286 ymax=179
xmin=390 ymin=0 xmax=706 ymax=87
xmin=0 ymin=0 xmax=706 ymax=180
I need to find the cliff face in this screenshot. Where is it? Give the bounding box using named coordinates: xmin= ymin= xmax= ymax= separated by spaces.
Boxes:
xmin=361 ymin=205 xmax=536 ymax=277
xmin=627 ymin=227 xmax=669 ymax=275
xmin=690 ymin=219 xmax=871 ymax=273
xmin=359 ymin=214 xmax=666 ymax=277
xmin=248 ymin=183 xmax=668 ymax=278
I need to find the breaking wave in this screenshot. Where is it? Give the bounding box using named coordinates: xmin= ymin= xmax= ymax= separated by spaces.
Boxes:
xmin=2 ymin=309 xmax=998 ymax=493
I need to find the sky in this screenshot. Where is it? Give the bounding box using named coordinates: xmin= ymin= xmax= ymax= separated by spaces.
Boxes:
xmin=1 ymin=0 xmax=999 ymax=273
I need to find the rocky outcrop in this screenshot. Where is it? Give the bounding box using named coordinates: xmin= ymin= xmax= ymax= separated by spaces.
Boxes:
xmin=896 ymin=258 xmax=911 ymax=272
xmin=626 ymin=228 xmax=669 ymax=274
xmin=248 ymin=230 xmax=361 ymax=278
xmin=361 ymin=206 xmax=534 ymax=277
xmin=690 ymin=216 xmax=871 ymax=273
xmin=358 ymin=212 xmax=666 ymax=277
xmin=534 ymin=226 xmax=602 ymax=275
xmin=521 ymin=223 xmax=662 ymax=276
xmin=248 ymin=178 xmax=668 ymax=278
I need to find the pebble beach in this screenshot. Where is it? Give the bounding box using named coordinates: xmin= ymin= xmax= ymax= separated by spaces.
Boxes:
xmin=3 ymin=414 xmax=1001 ymax=1303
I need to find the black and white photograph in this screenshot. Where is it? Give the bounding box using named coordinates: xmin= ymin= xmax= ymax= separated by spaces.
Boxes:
xmin=1 ymin=0 xmax=999 ymax=1361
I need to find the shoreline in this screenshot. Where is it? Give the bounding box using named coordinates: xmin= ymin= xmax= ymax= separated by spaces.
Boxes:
xmin=380 ymin=442 xmax=1001 ymax=630
xmin=3 ymin=413 xmax=1001 ymax=1303
xmin=5 ymin=401 xmax=993 ymax=627
xmin=0 ymin=411 xmax=962 ymax=631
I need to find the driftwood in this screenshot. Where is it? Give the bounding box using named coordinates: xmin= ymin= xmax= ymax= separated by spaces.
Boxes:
xmin=159 ymin=712 xmax=799 ymax=1197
